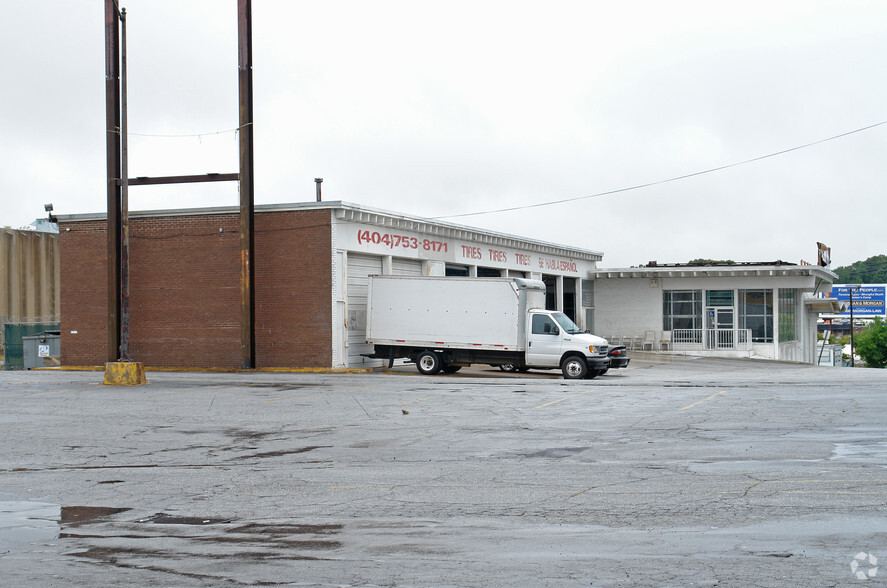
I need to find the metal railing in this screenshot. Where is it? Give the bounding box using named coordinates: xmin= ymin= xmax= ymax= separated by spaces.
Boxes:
xmin=671 ymin=329 xmax=752 ymax=351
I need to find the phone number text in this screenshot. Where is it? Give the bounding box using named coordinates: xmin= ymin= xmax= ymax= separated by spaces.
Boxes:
xmin=357 ymin=230 xmax=448 ymax=253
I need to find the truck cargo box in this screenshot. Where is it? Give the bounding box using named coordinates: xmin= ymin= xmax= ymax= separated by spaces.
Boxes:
xmin=366 ymin=276 xmax=545 ymax=351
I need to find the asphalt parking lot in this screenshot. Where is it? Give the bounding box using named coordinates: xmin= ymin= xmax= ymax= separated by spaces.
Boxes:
xmin=2 ymin=355 xmax=887 ymax=586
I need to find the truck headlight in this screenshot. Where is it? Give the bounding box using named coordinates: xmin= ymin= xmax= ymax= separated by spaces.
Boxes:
xmin=588 ymin=346 xmax=595 ymax=354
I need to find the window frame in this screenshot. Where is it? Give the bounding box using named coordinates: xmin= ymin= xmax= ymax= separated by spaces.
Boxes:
xmin=739 ymin=289 xmax=773 ymax=343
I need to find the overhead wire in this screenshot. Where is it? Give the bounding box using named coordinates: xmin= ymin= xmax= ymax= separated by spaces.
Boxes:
xmin=433 ymin=119 xmax=887 ymax=220
xmin=126 ymin=122 xmax=252 ymax=138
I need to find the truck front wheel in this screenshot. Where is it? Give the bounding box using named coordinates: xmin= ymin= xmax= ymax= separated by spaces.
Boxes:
xmin=416 ymin=351 xmax=443 ymax=375
xmin=561 ymin=356 xmax=588 ymax=379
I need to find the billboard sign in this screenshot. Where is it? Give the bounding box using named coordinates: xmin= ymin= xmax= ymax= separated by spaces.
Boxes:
xmin=832 ymin=285 xmax=886 ymax=317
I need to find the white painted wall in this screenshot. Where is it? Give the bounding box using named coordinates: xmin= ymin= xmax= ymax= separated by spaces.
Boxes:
xmin=593 ymin=278 xmax=663 ymax=339
xmin=591 ymin=270 xmax=830 ymax=363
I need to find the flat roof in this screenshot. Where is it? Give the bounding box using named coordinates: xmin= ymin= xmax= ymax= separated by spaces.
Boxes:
xmin=589 ymin=264 xmax=837 ymax=281
xmin=56 ymin=200 xmax=604 ymax=261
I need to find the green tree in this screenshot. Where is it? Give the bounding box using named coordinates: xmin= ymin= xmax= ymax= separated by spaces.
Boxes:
xmin=855 ymin=317 xmax=887 ymax=368
xmin=834 ymin=254 xmax=887 ymax=284
xmin=687 ymin=258 xmax=735 ymax=265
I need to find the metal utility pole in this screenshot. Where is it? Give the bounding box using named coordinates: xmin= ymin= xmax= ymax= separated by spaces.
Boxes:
xmin=105 ymin=0 xmax=122 ymax=363
xmin=238 ymin=0 xmax=256 ymax=369
xmin=103 ymin=1 xmax=256 ymax=369
xmin=120 ymin=7 xmax=131 ymax=361
xmin=849 ymin=285 xmax=859 ymax=367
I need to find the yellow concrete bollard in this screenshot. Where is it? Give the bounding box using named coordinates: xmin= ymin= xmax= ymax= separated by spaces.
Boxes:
xmin=103 ymin=362 xmax=148 ymax=386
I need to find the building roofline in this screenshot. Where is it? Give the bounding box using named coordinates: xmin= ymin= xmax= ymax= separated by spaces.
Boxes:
xmin=329 ymin=203 xmax=603 ymax=261
xmin=589 ymin=265 xmax=837 ymax=281
xmin=55 ymin=201 xmax=604 ymax=262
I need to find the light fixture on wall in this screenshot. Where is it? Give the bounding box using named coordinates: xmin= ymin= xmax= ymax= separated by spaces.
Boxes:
xmin=44 ymin=203 xmax=57 ymax=224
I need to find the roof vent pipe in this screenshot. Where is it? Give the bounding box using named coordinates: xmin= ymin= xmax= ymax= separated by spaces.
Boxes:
xmin=315 ymin=178 xmax=323 ymax=202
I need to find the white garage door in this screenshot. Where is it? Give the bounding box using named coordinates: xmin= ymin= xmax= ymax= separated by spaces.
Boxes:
xmin=345 ymin=255 xmax=423 ymax=367
xmin=346 ymin=254 xmax=383 ymax=367
xmin=392 ymin=257 xmax=422 ymax=276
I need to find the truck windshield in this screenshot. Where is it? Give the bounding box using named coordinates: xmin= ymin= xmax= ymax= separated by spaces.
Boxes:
xmin=551 ymin=312 xmax=584 ymax=335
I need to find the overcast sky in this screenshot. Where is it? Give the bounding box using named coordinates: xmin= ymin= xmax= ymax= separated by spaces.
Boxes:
xmin=3 ymin=1 xmax=886 ymax=268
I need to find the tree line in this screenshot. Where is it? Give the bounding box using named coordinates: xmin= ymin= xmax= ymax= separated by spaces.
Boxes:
xmin=834 ymin=254 xmax=887 ymax=284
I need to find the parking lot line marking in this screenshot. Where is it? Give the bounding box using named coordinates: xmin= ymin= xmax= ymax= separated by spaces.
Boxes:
xmin=398 ymin=397 xmax=429 ymax=406
xmin=34 ymin=385 xmax=104 ymax=396
xmin=680 ymin=390 xmax=725 ymax=410
xmin=535 ymin=391 xmax=590 ymax=409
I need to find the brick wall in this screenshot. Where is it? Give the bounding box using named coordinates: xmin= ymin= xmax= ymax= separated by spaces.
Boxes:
xmin=128 ymin=213 xmax=242 ymax=368
xmin=60 ymin=220 xmax=107 ymax=366
xmin=255 ymin=210 xmax=332 ymax=368
xmin=59 ymin=209 xmax=333 ymax=369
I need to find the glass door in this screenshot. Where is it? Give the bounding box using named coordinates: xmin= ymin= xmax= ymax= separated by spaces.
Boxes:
xmin=706 ymin=307 xmax=734 ymax=349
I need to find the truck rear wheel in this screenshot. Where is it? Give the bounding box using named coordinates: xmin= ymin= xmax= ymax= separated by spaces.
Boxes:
xmin=416 ymin=351 xmax=443 ymax=375
xmin=561 ymin=356 xmax=588 ymax=379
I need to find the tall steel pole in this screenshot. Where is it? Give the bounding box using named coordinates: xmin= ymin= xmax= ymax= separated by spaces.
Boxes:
xmin=119 ymin=8 xmax=131 ymax=361
xmin=238 ymin=0 xmax=256 ymax=369
xmin=849 ymin=287 xmax=856 ymax=367
xmin=105 ymin=0 xmax=122 ymax=363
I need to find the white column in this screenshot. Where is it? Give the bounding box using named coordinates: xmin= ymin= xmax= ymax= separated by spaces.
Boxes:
xmin=772 ymin=288 xmax=780 ymax=358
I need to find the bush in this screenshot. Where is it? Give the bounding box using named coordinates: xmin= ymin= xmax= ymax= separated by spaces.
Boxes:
xmin=855 ymin=317 xmax=887 ymax=369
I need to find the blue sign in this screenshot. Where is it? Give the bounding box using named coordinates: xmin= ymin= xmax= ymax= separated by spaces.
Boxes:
xmin=833 ymin=285 xmax=886 ymax=316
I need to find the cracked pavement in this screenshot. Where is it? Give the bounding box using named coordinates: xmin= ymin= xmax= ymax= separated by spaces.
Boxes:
xmin=1 ymin=356 xmax=886 ymax=586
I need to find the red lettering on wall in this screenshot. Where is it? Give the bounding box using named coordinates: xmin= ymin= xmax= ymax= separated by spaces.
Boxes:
xmin=488 ymin=249 xmax=507 ymax=263
xmin=461 ymin=246 xmax=482 ymax=260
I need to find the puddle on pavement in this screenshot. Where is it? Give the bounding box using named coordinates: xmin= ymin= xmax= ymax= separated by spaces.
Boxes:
xmin=831 ymin=441 xmax=887 ymax=466
xmin=61 ymin=506 xmax=131 ymax=526
xmin=248 ymin=382 xmax=322 ymax=391
xmin=0 ymin=501 xmax=345 ymax=577
xmin=68 ymin=515 xmax=342 ymax=569
xmin=235 ymin=445 xmax=331 ymax=460
xmin=0 ymin=501 xmax=60 ymax=546
xmin=3 ymin=500 xmax=342 ymax=570
xmin=523 ymin=447 xmax=590 ymax=458
xmin=229 ymin=523 xmax=342 ymax=535
xmin=1 ymin=502 xmax=141 ymax=553
xmin=135 ymin=513 xmax=230 ymax=525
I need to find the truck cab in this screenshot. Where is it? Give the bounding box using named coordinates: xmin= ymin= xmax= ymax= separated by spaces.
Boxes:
xmin=525 ymin=310 xmax=610 ymax=378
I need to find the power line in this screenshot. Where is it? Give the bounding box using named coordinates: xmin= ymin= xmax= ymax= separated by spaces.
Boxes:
xmin=126 ymin=122 xmax=252 ymax=138
xmin=434 ymin=119 xmax=887 ymax=220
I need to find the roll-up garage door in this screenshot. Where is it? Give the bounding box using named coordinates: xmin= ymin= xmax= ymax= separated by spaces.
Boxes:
xmin=346 ymin=254 xmax=383 ymax=367
xmin=345 ymin=255 xmax=423 ymax=367
xmin=391 ymin=257 xmax=422 ymax=276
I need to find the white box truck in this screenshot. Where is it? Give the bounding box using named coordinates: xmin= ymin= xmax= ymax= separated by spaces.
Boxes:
xmin=364 ymin=275 xmax=610 ymax=379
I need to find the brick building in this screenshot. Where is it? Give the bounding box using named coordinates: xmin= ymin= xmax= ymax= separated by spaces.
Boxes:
xmin=58 ymin=202 xmax=602 ymax=369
